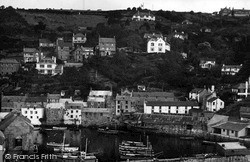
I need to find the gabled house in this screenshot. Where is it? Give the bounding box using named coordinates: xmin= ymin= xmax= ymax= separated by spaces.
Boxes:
xmin=39 ymin=39 xmax=55 ymax=48
xmin=219 ymin=7 xmax=232 ymax=16
xmin=206 ymin=97 xmax=224 ymax=112
xmin=240 ymin=107 xmax=250 ymax=121
xmin=56 ymin=38 xmax=73 ymax=61
xmin=199 ymin=58 xmax=216 ymax=69
xmin=46 ymin=102 xmax=65 ymax=125
xmin=232 ymin=77 xmax=250 ymax=100
xmin=173 ymin=31 xmax=188 ymax=40
xmin=0 ymin=59 xmax=20 ymax=75
xmin=1 ymin=95 xmax=27 ymax=112
xmin=0 ymin=112 xmax=34 ymax=151
xmin=21 ymin=103 xmax=44 ymax=125
xmin=144 ymin=101 xmax=199 ymax=115
xmin=132 ymin=11 xmax=155 ymax=21
xmin=72 ymin=46 xmax=94 ymax=62
xmin=189 ymin=88 xmax=210 ymax=103
xmin=98 ymin=37 xmax=116 ymax=56
xmin=23 ymin=48 xmax=43 ymax=63
xmin=72 ymin=33 xmax=87 ymax=47
xmin=47 ymin=93 xmax=61 ymax=103
xmin=36 ymin=56 xmax=63 ymax=75
xmin=64 ymin=102 xmax=83 ymax=125
xmin=221 ymin=64 xmax=242 ymax=76
xmin=211 ymin=121 xmax=250 ymax=138
xmin=147 ymin=37 xmax=170 ymax=53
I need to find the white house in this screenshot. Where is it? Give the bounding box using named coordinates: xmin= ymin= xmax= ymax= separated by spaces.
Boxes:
xmin=132 ymin=11 xmax=155 ymax=21
xmin=232 ymin=77 xmax=250 ymax=101
xmin=23 ymin=48 xmax=43 ymax=63
xmin=36 ymin=56 xmax=63 ymax=75
xmin=206 ymin=97 xmax=224 ymax=112
xmin=147 ymin=37 xmax=170 ymax=53
xmin=199 ymin=58 xmax=216 ymax=69
xmin=221 ymin=64 xmax=242 ymax=75
xmin=144 ymin=101 xmax=199 ymax=115
xmin=72 ymin=33 xmax=87 ymax=45
xmin=21 ymin=104 xmax=44 ymax=125
xmin=89 ymin=90 xmax=113 ymax=98
xmin=64 ymin=103 xmax=83 ymax=125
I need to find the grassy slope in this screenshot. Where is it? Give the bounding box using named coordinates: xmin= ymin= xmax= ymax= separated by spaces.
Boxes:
xmin=17 ymin=10 xmax=107 ymax=30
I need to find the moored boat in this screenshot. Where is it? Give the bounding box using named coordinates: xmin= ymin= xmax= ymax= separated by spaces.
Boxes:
xmin=97 ymin=128 xmax=119 ymax=135
xmin=47 ymin=142 xmax=70 ymax=147
xmin=53 ymin=126 xmax=67 ymax=130
xmin=54 ymin=146 xmax=79 ymax=152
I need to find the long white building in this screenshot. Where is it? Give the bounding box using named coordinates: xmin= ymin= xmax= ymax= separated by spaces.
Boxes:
xmin=21 ymin=104 xmax=44 ymax=125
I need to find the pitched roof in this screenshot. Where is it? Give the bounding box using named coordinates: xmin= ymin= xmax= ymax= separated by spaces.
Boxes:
xmin=73 ymin=33 xmax=85 ymax=38
xmin=212 ymin=121 xmax=249 ymax=131
xmin=144 ymin=33 xmax=163 ymax=39
xmin=132 ymin=92 xmax=175 ymax=98
xmin=190 ymin=88 xmax=205 ymax=93
xmin=222 ymin=64 xmax=242 ymax=69
xmin=0 ymin=112 xmax=33 ymax=131
xmin=145 ymin=101 xmax=199 ymax=106
xmin=99 ymin=38 xmax=116 ymax=44
xmin=25 ymin=96 xmax=47 ymax=103
xmin=89 ymin=90 xmax=112 ymax=97
xmin=0 ymin=58 xmax=19 ymax=64
xmin=47 ymin=93 xmax=61 ymax=100
xmin=46 ymin=103 xmax=65 ymax=109
xmin=217 ymin=142 xmax=247 ymax=150
xmin=2 ymin=95 xmax=27 ymax=108
xmin=23 ymin=48 xmax=38 ymax=53
xmin=39 ymin=39 xmax=52 ymax=44
xmin=207 ymin=97 xmax=218 ymax=102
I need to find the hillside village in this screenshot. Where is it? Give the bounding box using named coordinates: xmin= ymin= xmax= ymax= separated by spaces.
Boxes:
xmin=1 ymin=5 xmax=250 ymax=160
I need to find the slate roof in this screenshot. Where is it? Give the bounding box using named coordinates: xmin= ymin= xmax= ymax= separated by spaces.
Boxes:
xmin=73 ymin=33 xmax=85 ymax=38
xmin=39 ymin=39 xmax=52 ymax=44
xmin=145 ymin=101 xmax=199 ymax=106
xmin=0 ymin=58 xmax=19 ymax=64
xmin=23 ymin=48 xmax=38 ymax=53
xmin=222 ymin=64 xmax=242 ymax=69
xmin=212 ymin=121 xmax=249 ymax=131
xmin=207 ymin=97 xmax=218 ymax=103
xmin=25 ymin=96 xmax=47 ymax=103
xmin=190 ymin=88 xmax=205 ymax=93
xmin=47 ymin=94 xmax=61 ymax=100
xmin=99 ymin=38 xmax=116 ymax=44
xmin=132 ymin=92 xmax=175 ymax=98
xmin=0 ymin=112 xmax=33 ymax=131
xmin=89 ymin=90 xmax=113 ymax=97
xmin=2 ymin=95 xmax=27 ymax=108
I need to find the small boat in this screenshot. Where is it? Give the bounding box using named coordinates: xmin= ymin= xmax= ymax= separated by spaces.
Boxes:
xmin=54 ymin=146 xmax=79 ymax=152
xmin=53 ymin=126 xmax=67 ymax=130
xmin=202 ymin=140 xmax=217 ymax=145
xmin=97 ymin=128 xmax=119 ymax=135
xmin=47 ymin=142 xmax=70 ymax=147
xmin=180 ymin=136 xmax=195 ymax=140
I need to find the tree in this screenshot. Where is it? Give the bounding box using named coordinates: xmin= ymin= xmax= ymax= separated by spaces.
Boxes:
xmin=127 ymin=7 xmax=131 ymax=11
xmin=132 ymin=7 xmax=136 ymax=11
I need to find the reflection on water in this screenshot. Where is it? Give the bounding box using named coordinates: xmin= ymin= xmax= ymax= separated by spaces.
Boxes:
xmin=41 ymin=128 xmax=216 ymax=162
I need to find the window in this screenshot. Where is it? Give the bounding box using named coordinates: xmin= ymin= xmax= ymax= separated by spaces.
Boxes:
xmin=158 ymin=43 xmax=163 ymax=46
xmin=71 ymin=110 xmax=73 ymax=113
xmin=35 ymin=111 xmax=37 ymax=114
xmin=70 ymin=115 xmax=73 ymax=118
xmin=47 ymin=65 xmax=52 ymax=68
xmin=213 ymin=102 xmax=215 ymax=105
xmin=151 ymin=43 xmax=154 ymax=46
xmin=40 ymin=65 xmax=44 ymax=68
xmin=25 ymin=111 xmax=27 ymax=114
xmin=30 ymin=111 xmax=33 ymax=114
xmin=30 ymin=116 xmax=33 ymax=119
xmin=76 ymin=110 xmax=78 ymax=113
xmin=231 ymin=130 xmax=234 ymax=133
xmin=15 ymin=137 xmax=22 ymax=147
xmin=37 ymin=116 xmax=39 ymax=119
xmin=151 ymin=48 xmax=154 ymax=51
xmin=126 ymin=101 xmax=128 ymax=104
xmin=100 ymin=113 xmax=103 ymax=116
xmin=158 ymin=48 xmax=162 ymax=51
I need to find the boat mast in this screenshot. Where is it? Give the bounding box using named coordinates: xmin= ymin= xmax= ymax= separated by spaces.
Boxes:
xmin=85 ymin=138 xmax=88 ymax=159
xmin=62 ymin=131 xmax=66 ymax=154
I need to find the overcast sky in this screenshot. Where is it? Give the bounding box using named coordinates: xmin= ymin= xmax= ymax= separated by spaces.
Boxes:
xmin=1 ymin=0 xmax=250 ymax=12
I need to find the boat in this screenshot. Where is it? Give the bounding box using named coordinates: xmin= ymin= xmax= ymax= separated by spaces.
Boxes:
xmin=47 ymin=142 xmax=70 ymax=147
xmin=202 ymin=140 xmax=217 ymax=145
xmin=54 ymin=146 xmax=79 ymax=152
xmin=180 ymin=136 xmax=195 ymax=140
xmin=97 ymin=128 xmax=119 ymax=135
xmin=119 ymin=136 xmax=155 ymax=160
xmin=53 ymin=126 xmax=67 ymax=130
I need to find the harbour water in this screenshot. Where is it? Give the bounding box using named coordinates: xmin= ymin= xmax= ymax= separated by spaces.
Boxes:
xmin=38 ymin=128 xmax=216 ymax=162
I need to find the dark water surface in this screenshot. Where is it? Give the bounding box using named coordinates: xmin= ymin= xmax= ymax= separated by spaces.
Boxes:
xmin=41 ymin=128 xmax=216 ymax=162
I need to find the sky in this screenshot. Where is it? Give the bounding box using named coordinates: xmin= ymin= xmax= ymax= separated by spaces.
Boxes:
xmin=1 ymin=0 xmax=250 ymax=13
